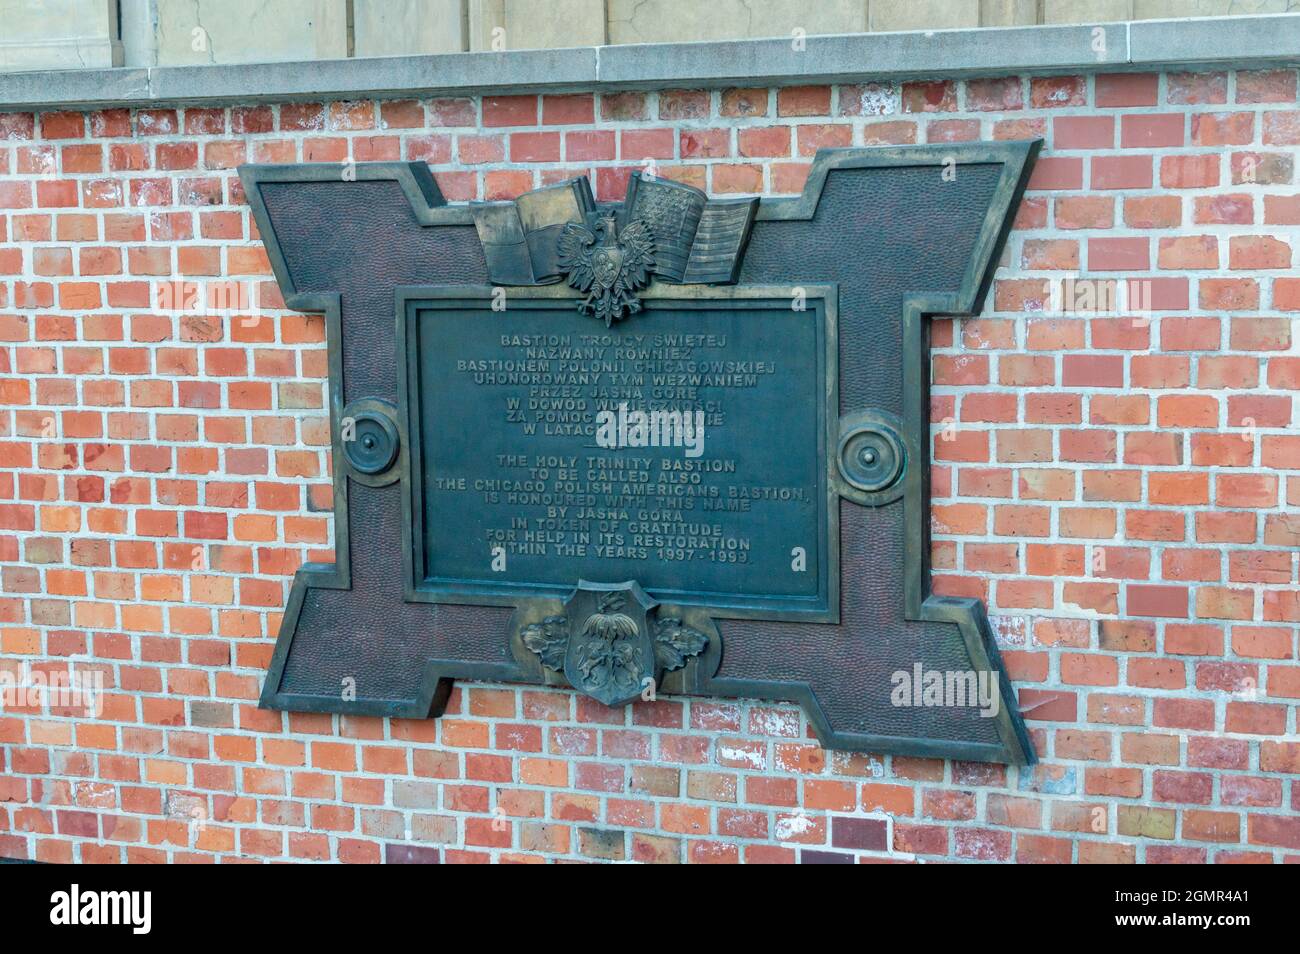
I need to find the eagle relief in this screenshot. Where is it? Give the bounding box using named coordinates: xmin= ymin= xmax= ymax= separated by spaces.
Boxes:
xmin=520 ymin=581 xmax=708 ymax=707
xmin=555 ymin=213 xmax=656 ymax=326
xmin=467 ymin=172 xmax=760 ymax=323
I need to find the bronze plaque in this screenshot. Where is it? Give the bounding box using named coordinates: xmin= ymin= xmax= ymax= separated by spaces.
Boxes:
xmin=241 ymin=143 xmax=1041 ymax=763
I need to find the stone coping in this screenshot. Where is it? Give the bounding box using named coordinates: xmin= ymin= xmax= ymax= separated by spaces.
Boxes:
xmin=1 ymin=14 xmax=1298 ymax=110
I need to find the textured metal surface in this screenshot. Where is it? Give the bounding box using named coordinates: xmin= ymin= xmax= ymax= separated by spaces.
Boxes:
xmin=240 ymin=143 xmax=1040 ymax=762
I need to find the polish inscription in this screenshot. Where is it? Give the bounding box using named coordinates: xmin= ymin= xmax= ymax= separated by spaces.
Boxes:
xmin=413 ymin=296 xmax=832 ymax=614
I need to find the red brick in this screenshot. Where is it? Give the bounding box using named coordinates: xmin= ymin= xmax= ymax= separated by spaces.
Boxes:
xmin=1157 ymin=235 xmax=1218 ymax=270
xmin=1122 ymin=113 xmax=1183 ymax=148
xmin=965 ymin=76 xmax=1023 ymax=111
xmin=1229 ymin=236 xmax=1291 ymax=270
xmin=1088 ymin=237 xmax=1148 ymax=271
xmin=1097 ymin=73 xmax=1159 ymax=107
xmin=1054 ymin=116 xmax=1113 ymax=149
xmin=1092 ymin=155 xmax=1152 ymax=190
xmin=1062 ymin=355 xmax=1124 ymax=388
xmin=1030 ymin=76 xmax=1086 ymax=109
xmin=1124 ymin=195 xmax=1181 ymax=228
xmin=1128 ymin=585 xmax=1189 ymax=619
xmin=1191 ymin=111 xmax=1254 ymax=146
xmin=1028 ymin=156 xmax=1083 ymax=191
xmin=1194 ymin=194 xmax=1254 ymax=225
xmin=901 ymin=81 xmax=954 ymax=113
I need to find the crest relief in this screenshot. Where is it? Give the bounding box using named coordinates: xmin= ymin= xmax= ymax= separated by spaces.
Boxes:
xmin=556 ymin=214 xmax=656 ymax=326
xmin=519 ymin=581 xmax=709 ymax=707
xmin=468 ymin=171 xmax=759 ymax=324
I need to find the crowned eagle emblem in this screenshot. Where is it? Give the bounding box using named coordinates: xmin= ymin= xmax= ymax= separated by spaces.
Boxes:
xmin=556 ymin=213 xmax=656 ymax=326
xmin=518 ymin=580 xmax=709 ymax=707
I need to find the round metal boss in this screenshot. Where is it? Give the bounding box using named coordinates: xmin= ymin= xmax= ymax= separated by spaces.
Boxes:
xmin=837 ymin=417 xmax=905 ymax=495
xmin=343 ymin=410 xmax=399 ymax=475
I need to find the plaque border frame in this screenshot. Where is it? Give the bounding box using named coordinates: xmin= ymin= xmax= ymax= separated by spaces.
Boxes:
xmin=241 ymin=140 xmax=1041 ymax=764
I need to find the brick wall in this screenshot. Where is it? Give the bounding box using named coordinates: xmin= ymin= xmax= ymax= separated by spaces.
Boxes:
xmin=1 ymin=67 xmax=1298 ymax=863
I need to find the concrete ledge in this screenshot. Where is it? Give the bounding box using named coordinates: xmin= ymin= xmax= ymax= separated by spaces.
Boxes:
xmin=0 ymin=14 xmax=1297 ymax=110
xmin=148 ymin=47 xmax=598 ymax=103
xmin=1128 ymin=13 xmax=1300 ymax=68
xmin=595 ymin=24 xmax=1130 ymax=87
xmin=0 ymin=48 xmax=598 ymax=110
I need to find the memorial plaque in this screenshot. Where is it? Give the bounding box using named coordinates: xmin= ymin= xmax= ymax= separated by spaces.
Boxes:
xmin=242 ymin=141 xmax=1042 ymax=763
